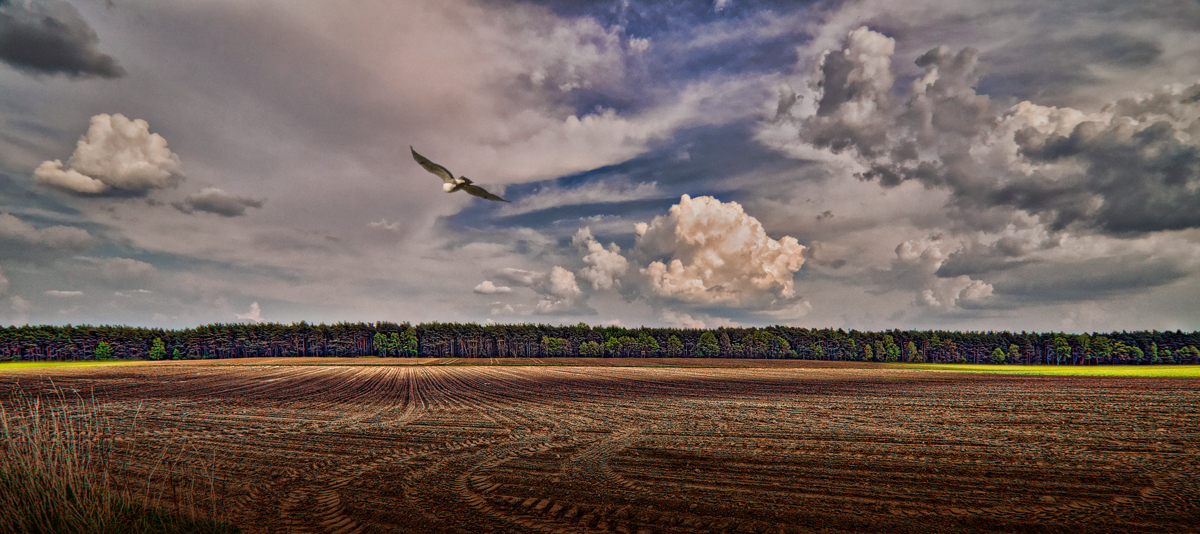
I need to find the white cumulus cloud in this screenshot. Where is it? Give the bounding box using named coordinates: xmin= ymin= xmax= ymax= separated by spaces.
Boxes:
xmin=540 ymin=266 xmax=582 ymax=313
xmin=495 ymin=266 xmax=584 ymax=314
xmin=488 ymin=195 xmax=810 ymax=321
xmin=573 ymin=227 xmax=628 ymax=291
xmin=34 ymin=113 xmax=183 ymax=196
xmin=634 ymin=194 xmax=805 ymax=306
xmin=473 ymin=280 xmax=512 ymax=294
xmin=235 ymin=301 xmax=264 ymax=324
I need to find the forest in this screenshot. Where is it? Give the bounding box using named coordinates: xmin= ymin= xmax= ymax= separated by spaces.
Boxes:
xmin=2 ymin=322 xmax=1198 ymax=365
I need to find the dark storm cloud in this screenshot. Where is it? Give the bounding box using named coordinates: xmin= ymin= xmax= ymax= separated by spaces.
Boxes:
xmin=0 ymin=0 xmax=124 ymax=78
xmin=934 ymin=236 xmax=1058 ymax=279
xmin=172 ymin=188 xmax=265 ymax=217
xmin=993 ymin=254 xmax=1193 ymax=302
xmin=778 ymin=27 xmax=1200 ymax=236
xmin=1008 ymin=86 xmax=1200 ymax=234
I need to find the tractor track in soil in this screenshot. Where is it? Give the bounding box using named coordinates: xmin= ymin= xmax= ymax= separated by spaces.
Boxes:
xmin=2 ymin=359 xmax=1197 ymax=533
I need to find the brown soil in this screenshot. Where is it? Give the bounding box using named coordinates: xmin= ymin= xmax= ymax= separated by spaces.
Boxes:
xmin=4 ymin=359 xmax=1197 ymax=533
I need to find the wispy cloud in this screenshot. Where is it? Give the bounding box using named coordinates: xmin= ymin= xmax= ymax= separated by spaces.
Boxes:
xmin=45 ymin=290 xmax=83 ymax=297
xmin=501 ymin=180 xmax=660 ymax=216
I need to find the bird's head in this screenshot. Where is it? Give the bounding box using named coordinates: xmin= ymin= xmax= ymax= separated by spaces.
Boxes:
xmin=442 ymin=182 xmax=456 ymax=193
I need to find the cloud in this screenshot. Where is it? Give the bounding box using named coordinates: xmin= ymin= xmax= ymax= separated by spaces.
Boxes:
xmin=91 ymin=256 xmax=156 ymax=284
xmin=473 ymin=280 xmax=512 ymax=294
xmin=995 ymin=254 xmax=1191 ymax=302
xmin=490 ymin=195 xmax=807 ymax=321
xmin=801 ymin=26 xmax=898 ymax=158
xmin=633 ymin=194 xmax=805 ymax=306
xmin=235 ymin=301 xmax=263 ymax=324
xmin=8 ymin=295 xmax=30 ymax=325
xmin=769 ymin=26 xmax=1200 ymax=236
xmin=536 ymin=266 xmax=583 ymax=314
xmin=0 ymin=266 xmax=8 ymax=296
xmin=173 ymin=187 xmax=265 ymax=217
xmin=964 ymin=231 xmax=1200 ymax=302
xmin=628 ymin=36 xmax=650 ymax=53
xmin=34 ymin=114 xmax=183 ymax=196
xmin=1003 ymin=89 xmax=1200 ymax=234
xmin=661 ymin=308 xmax=707 ymax=328
xmin=0 ymin=212 xmax=94 ymax=261
xmin=758 ymin=300 xmax=813 ymax=320
xmin=495 ymin=266 xmax=584 ymax=314
xmin=45 ymin=290 xmax=82 ymax=297
xmin=368 ymin=219 xmax=402 ymax=232
xmin=572 ymin=227 xmax=628 ymax=290
xmin=502 ymin=180 xmax=659 ymax=216
xmin=877 ymin=235 xmax=994 ymax=310
xmin=0 ymin=0 xmax=124 ymax=78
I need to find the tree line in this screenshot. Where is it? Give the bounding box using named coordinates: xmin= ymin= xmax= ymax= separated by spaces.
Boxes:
xmin=1 ymin=322 xmax=1197 ymax=365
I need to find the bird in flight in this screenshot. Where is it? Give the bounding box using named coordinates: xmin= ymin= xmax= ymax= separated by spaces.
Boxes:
xmin=411 ymin=147 xmax=510 ymax=202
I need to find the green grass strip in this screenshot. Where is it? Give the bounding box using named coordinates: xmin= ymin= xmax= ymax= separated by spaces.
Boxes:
xmin=891 ymin=363 xmax=1200 ymax=377
xmin=0 ymin=360 xmax=140 ymax=371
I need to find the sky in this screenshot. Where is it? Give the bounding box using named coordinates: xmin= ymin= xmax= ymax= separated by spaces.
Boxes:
xmin=1 ymin=0 xmax=1198 ymax=333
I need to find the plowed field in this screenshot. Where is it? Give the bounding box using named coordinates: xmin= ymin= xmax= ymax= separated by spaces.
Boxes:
xmin=4 ymin=359 xmax=1198 ymax=533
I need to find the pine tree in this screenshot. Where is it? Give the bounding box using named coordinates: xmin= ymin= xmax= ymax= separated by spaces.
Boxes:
xmin=94 ymin=341 xmax=114 ymax=361
xmin=148 ymin=338 xmax=166 ymax=361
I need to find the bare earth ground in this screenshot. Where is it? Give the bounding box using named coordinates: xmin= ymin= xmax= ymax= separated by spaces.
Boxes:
xmin=3 ymin=358 xmax=1198 ymax=533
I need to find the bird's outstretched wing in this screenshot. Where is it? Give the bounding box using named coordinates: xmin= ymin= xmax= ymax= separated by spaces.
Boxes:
xmin=461 ymin=183 xmax=510 ymax=202
xmin=410 ymin=147 xmax=456 ymax=185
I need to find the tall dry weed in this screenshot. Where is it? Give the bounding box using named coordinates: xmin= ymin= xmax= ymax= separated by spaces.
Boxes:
xmin=0 ymin=383 xmax=238 ymax=533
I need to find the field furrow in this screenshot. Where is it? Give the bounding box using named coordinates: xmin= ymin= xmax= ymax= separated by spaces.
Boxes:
xmin=2 ymin=359 xmax=1197 ymax=533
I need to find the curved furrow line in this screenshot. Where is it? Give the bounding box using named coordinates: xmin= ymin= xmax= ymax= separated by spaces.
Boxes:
xmin=311 ymin=488 xmax=364 ymax=534
xmin=253 ymin=436 xmax=513 ymax=532
xmin=562 ymin=428 xmax=648 ymax=498
xmin=404 ymin=435 xmax=565 ymax=533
